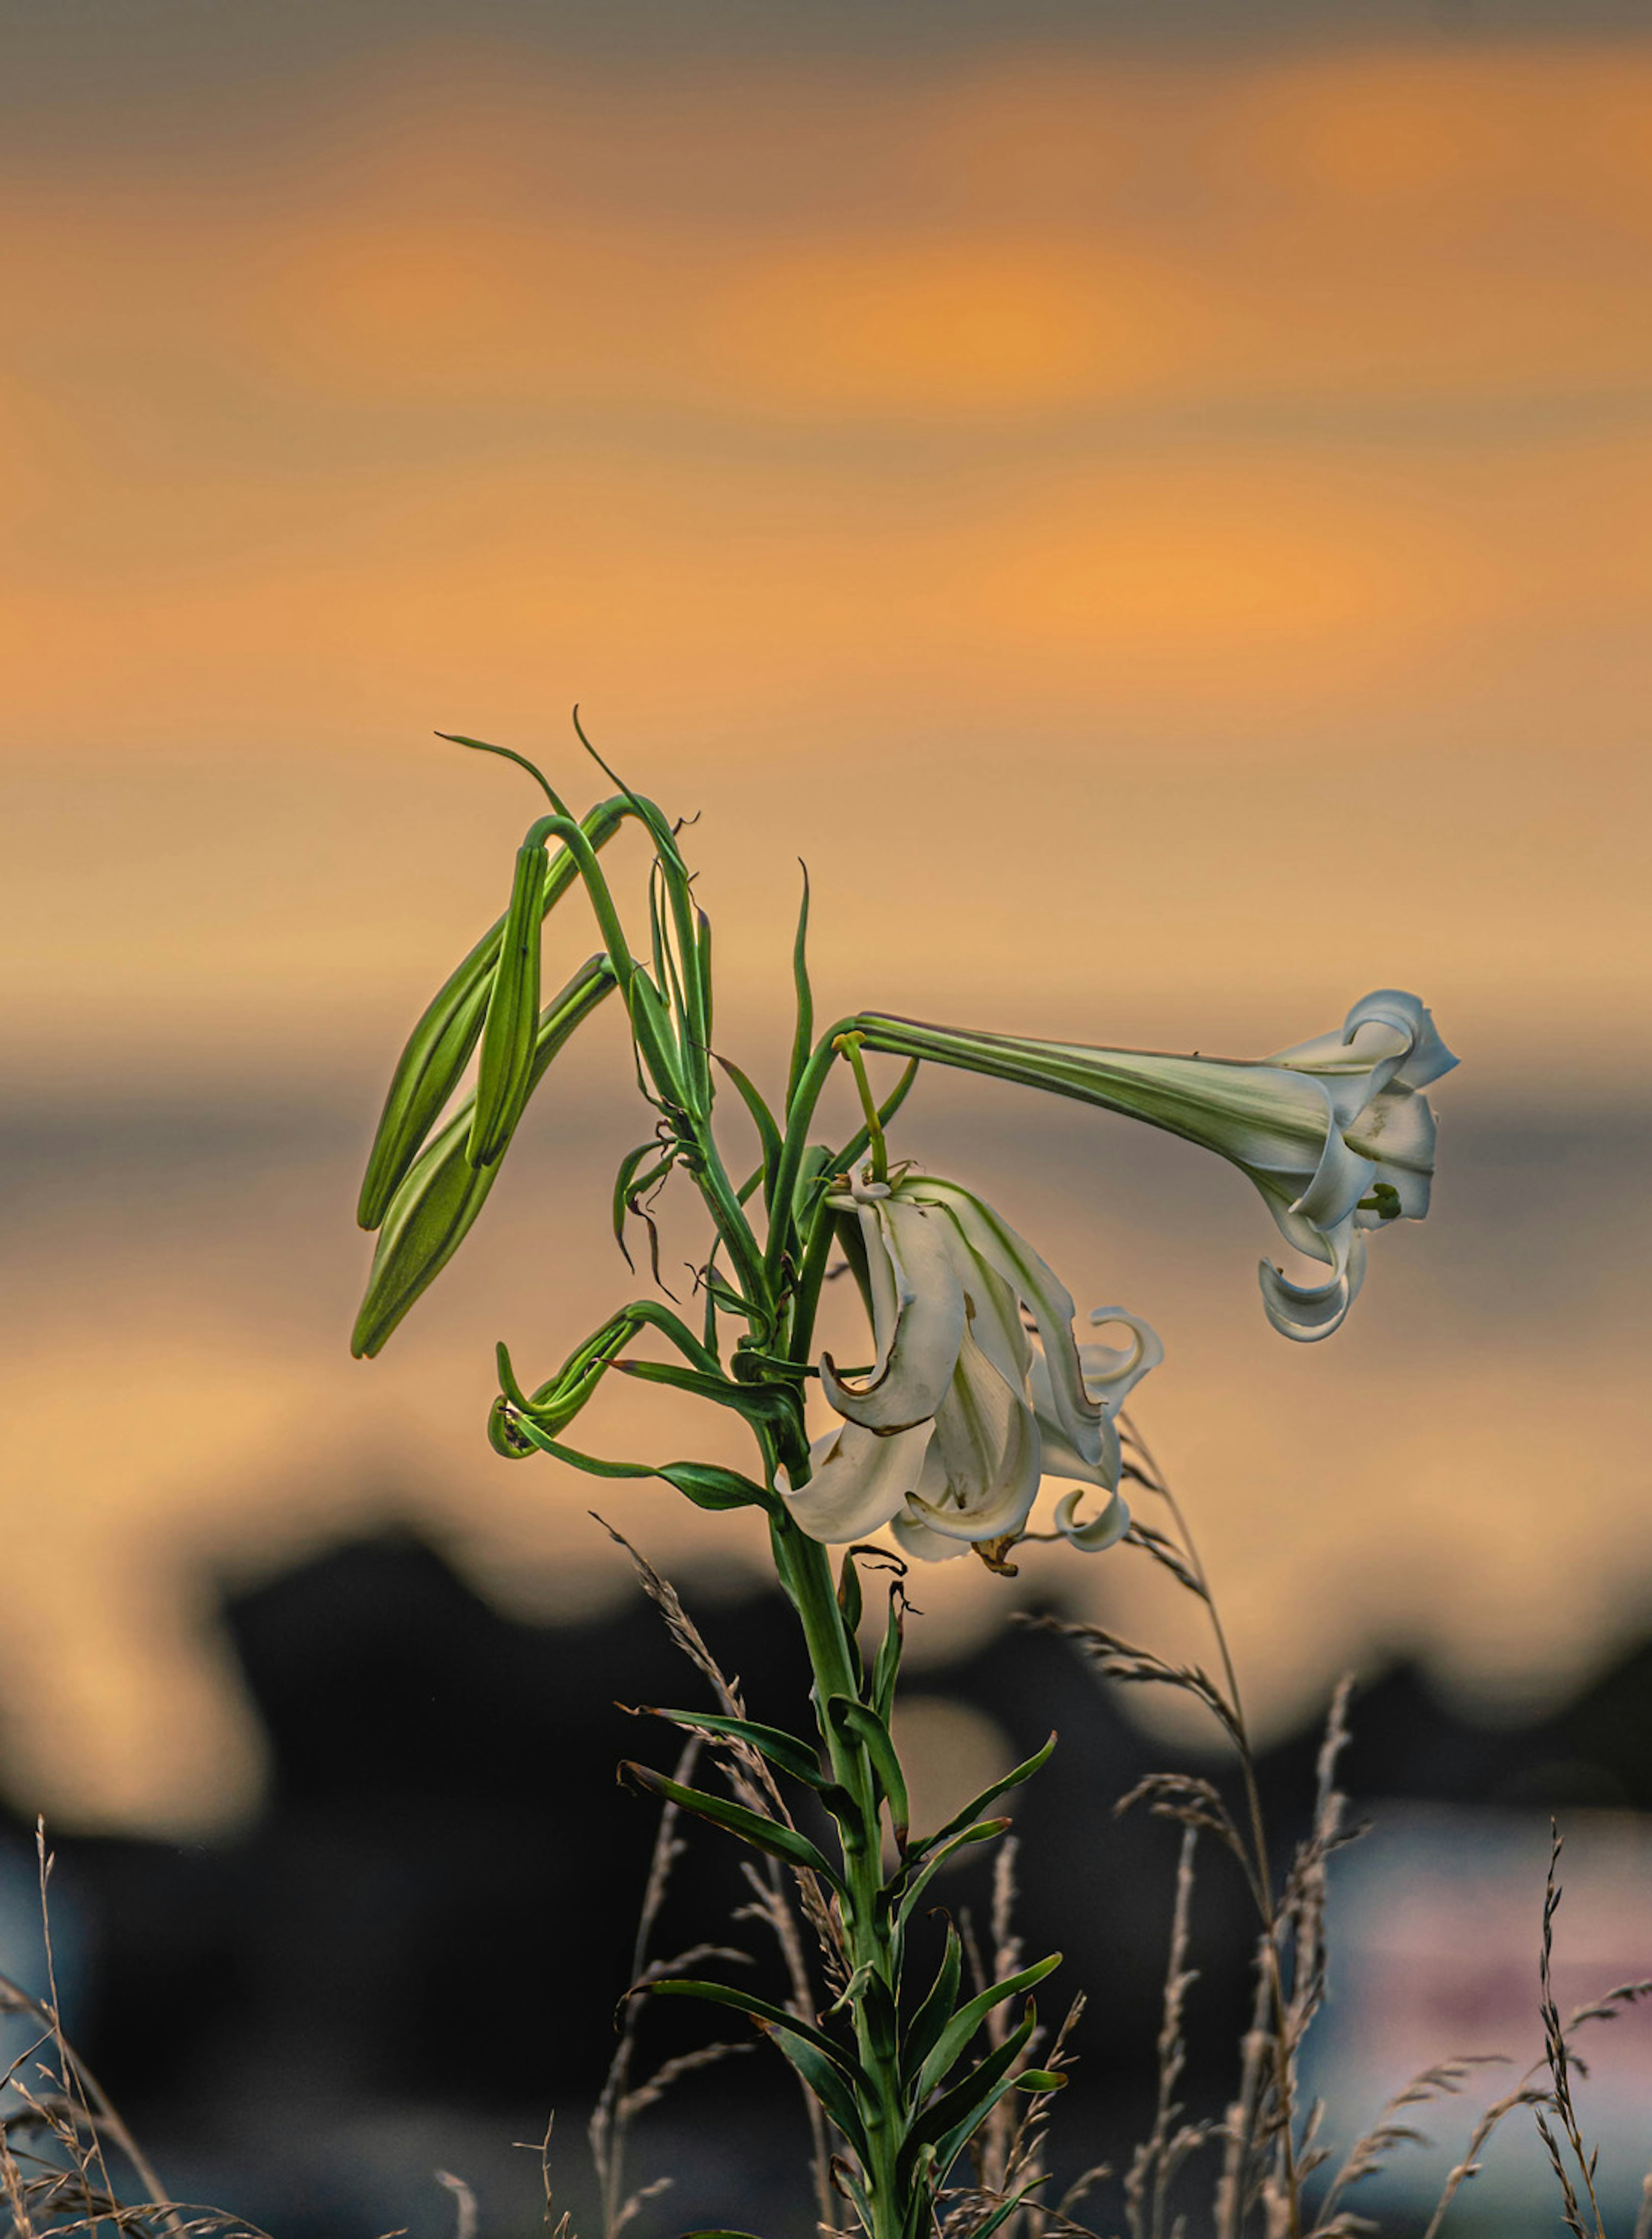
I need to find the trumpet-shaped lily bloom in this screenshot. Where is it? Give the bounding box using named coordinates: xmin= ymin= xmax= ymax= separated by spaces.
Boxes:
xmin=858 ymin=991 xmax=1456 ymax=1342
xmin=781 ymin=1173 xmax=1159 ymax=1564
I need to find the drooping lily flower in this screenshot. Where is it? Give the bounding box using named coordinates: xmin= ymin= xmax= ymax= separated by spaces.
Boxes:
xmin=857 ymin=991 xmax=1457 ymax=1342
xmin=780 ymin=1173 xmax=1159 ymax=1566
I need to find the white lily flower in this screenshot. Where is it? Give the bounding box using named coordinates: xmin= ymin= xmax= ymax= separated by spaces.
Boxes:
xmin=859 ymin=990 xmax=1457 ymax=1343
xmin=781 ymin=1174 xmax=1160 ymax=1568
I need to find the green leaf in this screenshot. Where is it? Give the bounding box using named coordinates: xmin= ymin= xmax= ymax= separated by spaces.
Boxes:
xmin=1014 ymin=2070 xmax=1067 ymax=2092
xmin=965 ymin=2185 xmax=1045 ymax=2239
xmin=351 ymin=956 xmax=616 ymax=1355
xmin=611 ymin=1356 xmax=802 ymax=1438
xmin=835 ymin=1546 xmax=863 ymax=1635
xmin=619 ymin=1765 xmax=842 ymax=1888
xmin=903 ymin=2009 xmax=1037 ymax=2183
xmin=438 ymin=732 xmax=572 ymax=815
xmin=715 ymin=1057 xmax=783 ymax=1206
xmin=894 ymin=1821 xmax=1012 ymax=1930
xmin=638 ymin=1709 xmax=824 ymax=1790
xmin=492 ymin=1400 xmax=774 ymax=1510
xmin=648 ymin=1980 xmax=865 ymax=2082
xmin=906 ymin=1735 xmax=1056 ymax=1863
xmin=625 ymin=967 xmax=684 ymax=1102
xmin=827 ymin=1697 xmax=909 ymax=1843
xmin=786 ymin=864 xmax=814 ymax=1113
xmin=913 ymin=1954 xmax=1061 ymax=2102
xmin=611 ymin=1140 xmax=672 ymax=1270
xmin=468 ymin=838 xmax=546 ymax=1166
xmin=766 ymin=2027 xmax=871 ymax=2163
xmin=656 ymin=1460 xmax=777 ymax=1514
xmin=900 ymin=1929 xmax=962 ymax=2088
xmin=870 ymin=1580 xmax=906 ymax=1727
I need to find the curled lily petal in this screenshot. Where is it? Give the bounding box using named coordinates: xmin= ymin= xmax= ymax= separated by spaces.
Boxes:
xmin=780 ymin=1419 xmax=935 ymax=1543
xmin=820 ymin=1195 xmax=965 ymax=1432
xmin=1259 ymin=1230 xmax=1368 ymax=1343
xmin=1077 ymin=1309 xmax=1163 ymax=1411
xmin=1052 ymin=1487 xmax=1131 ymax=1552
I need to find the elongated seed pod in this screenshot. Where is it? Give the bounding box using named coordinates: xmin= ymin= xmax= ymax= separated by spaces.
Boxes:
xmin=356 ymin=795 xmax=631 ymax=1231
xmin=467 ymin=839 xmax=545 ymax=1167
xmin=351 ymin=954 xmax=617 ymax=1356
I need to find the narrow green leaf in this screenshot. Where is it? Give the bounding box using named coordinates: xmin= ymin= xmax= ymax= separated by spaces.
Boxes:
xmin=468 ymin=838 xmax=546 ymax=1166
xmin=827 ymin=1697 xmax=909 ymax=1842
xmin=715 ymin=1057 xmax=783 ymax=1205
xmin=765 ymin=2028 xmax=871 ymax=2163
xmin=906 ymin=1736 xmax=1057 ymax=1863
xmin=611 ymin=1140 xmax=670 ymax=1269
xmin=913 ymin=1954 xmax=1061 ymax=2102
xmin=488 ymin=1410 xmax=775 ymax=1512
xmin=619 ymin=1765 xmax=841 ymax=1888
xmin=648 ymin=1980 xmax=863 ymax=2082
xmin=1014 ymin=2070 xmax=1067 ymax=2092
xmin=786 ymin=863 xmax=814 ymax=1113
xmin=965 ymin=2185 xmax=1044 ymax=2239
xmin=900 ymin=1930 xmax=962 ymax=2088
xmin=835 ymin=1547 xmax=863 ymax=1635
xmin=626 ymin=968 xmax=684 ymax=1101
xmin=894 ymin=1821 xmax=1012 ymax=1930
xmin=657 ymin=1460 xmax=777 ymax=1514
xmin=638 ymin=1709 xmax=824 ymax=1790
xmin=871 ymin=1582 xmax=906 ymax=1727
xmin=437 ymin=731 xmax=571 ymax=817
xmin=903 ymin=2009 xmax=1037 ymax=2180
xmin=611 ymin=1356 xmax=801 ymax=1433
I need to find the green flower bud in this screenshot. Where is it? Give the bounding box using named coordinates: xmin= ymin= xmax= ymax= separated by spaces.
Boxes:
xmin=467 ymin=839 xmax=545 ymax=1168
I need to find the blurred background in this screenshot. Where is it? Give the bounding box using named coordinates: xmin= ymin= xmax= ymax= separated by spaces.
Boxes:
xmin=3 ymin=0 xmax=1650 ymax=2231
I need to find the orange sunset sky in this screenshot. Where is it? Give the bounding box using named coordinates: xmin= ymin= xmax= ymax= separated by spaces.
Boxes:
xmin=1 ymin=1 xmax=1649 ymax=1835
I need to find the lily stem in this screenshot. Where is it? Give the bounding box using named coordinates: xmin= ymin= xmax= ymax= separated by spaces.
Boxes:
xmin=834 ymin=1032 xmax=890 ymax=1185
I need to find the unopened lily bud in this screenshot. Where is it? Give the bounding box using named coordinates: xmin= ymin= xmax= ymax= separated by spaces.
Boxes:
xmin=356 ymin=926 xmax=499 ymax=1231
xmin=357 ymin=795 xmax=630 ymax=1230
xmin=352 ymin=954 xmax=617 ymax=1356
xmin=467 ymin=839 xmax=546 ymax=1168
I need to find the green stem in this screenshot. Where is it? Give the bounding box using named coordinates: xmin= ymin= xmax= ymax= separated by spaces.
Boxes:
xmin=773 ymin=1514 xmax=911 ymax=2239
xmin=834 ymin=1032 xmax=889 ymax=1185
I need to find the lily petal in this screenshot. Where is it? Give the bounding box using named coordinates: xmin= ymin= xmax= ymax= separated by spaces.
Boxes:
xmin=820 ymin=1197 xmax=965 ymax=1432
xmin=1258 ymin=1230 xmax=1368 ymax=1343
xmin=1052 ymin=1487 xmax=1131 ymax=1552
xmin=907 ymin=1176 xmax=1103 ymax=1471
xmin=913 ymin=1324 xmax=1043 ymax=1543
xmin=1076 ymin=1309 xmax=1163 ymax=1411
xmin=780 ymin=1419 xmax=936 ymax=1543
